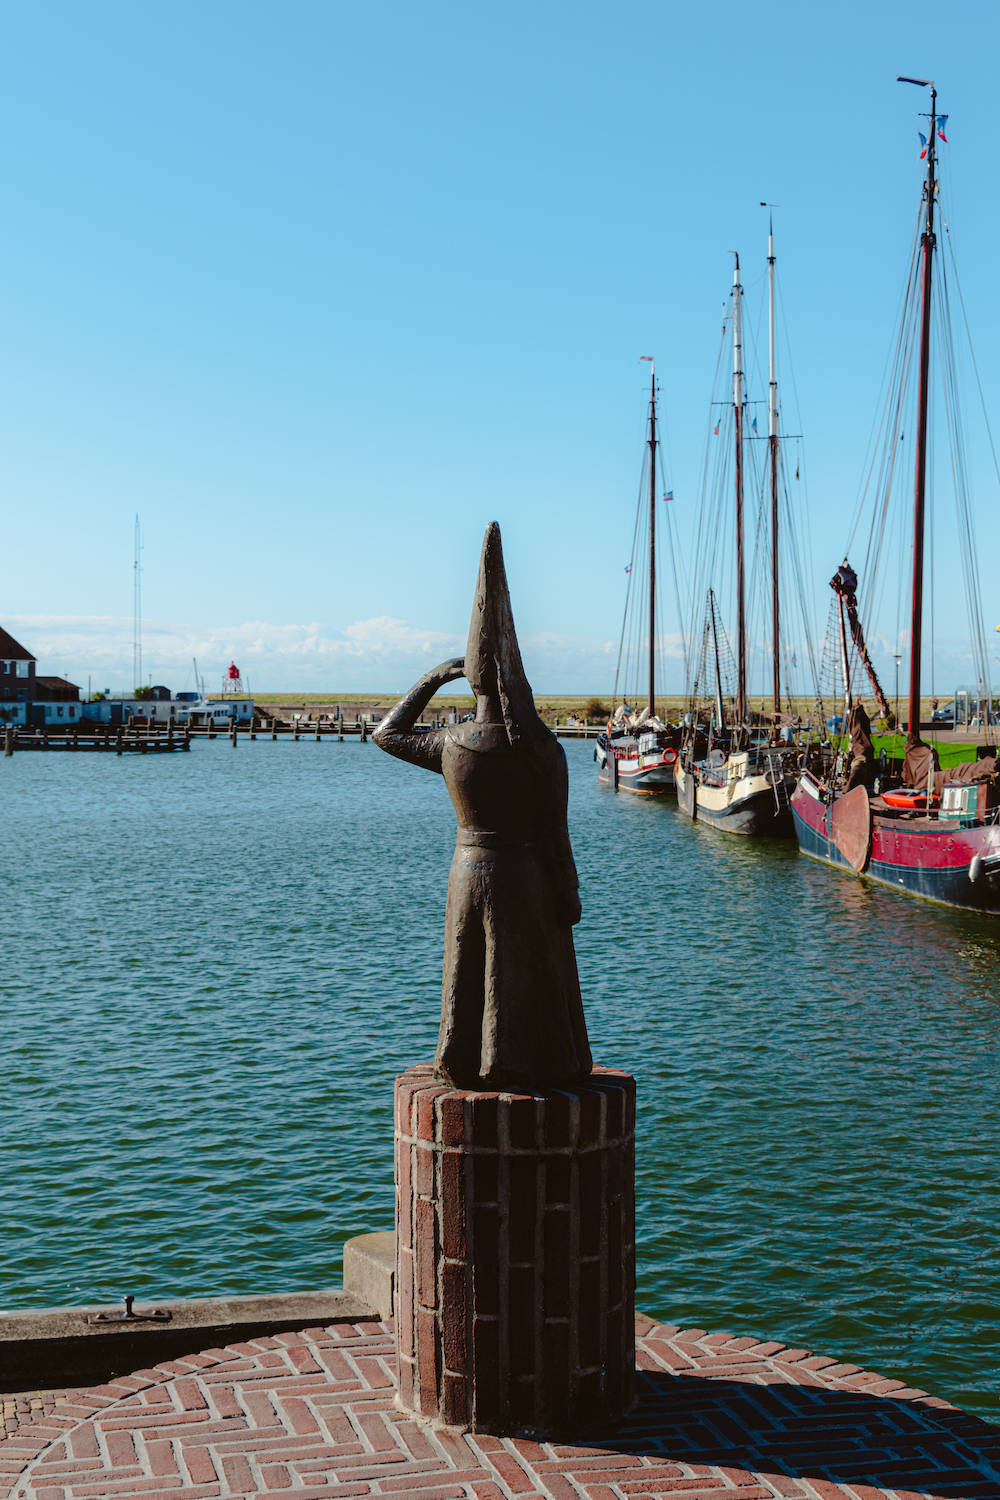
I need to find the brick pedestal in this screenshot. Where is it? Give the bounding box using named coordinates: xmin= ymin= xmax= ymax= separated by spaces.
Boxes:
xmin=394 ymin=1062 xmax=635 ymax=1435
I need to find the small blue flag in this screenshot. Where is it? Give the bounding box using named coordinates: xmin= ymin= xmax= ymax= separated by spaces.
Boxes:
xmin=663 ymin=490 xmax=673 ymax=502
xmin=752 ymin=416 xmax=757 ymax=433
xmin=624 ymin=563 xmax=632 ymax=574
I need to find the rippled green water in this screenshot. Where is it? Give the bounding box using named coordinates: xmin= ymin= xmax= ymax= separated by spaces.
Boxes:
xmin=3 ymin=738 xmax=998 ymax=1420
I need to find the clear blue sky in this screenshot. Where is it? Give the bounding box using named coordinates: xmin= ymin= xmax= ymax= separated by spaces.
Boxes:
xmin=1 ymin=0 xmax=997 ymax=695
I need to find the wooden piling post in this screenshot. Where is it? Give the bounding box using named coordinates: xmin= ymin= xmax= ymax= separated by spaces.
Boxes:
xmin=116 ymin=729 xmax=123 ymax=756
xmin=4 ymin=725 xmax=12 ymax=757
xmin=230 ymin=720 xmax=237 ymax=747
xmin=361 ymin=719 xmax=367 ymax=742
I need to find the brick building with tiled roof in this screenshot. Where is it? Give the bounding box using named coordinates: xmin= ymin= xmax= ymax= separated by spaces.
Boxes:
xmin=35 ymin=675 xmax=81 ymax=702
xmin=0 ymin=629 xmax=80 ymax=704
xmin=0 ymin=626 xmax=37 ymax=701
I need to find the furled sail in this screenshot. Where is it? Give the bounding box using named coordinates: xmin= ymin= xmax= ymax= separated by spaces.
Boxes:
xmin=829 ymin=562 xmax=890 ymax=719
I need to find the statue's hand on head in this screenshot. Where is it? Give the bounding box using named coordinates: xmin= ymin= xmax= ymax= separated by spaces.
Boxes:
xmin=429 ymin=657 xmax=467 ymax=687
xmin=373 ymin=658 xmax=467 ymax=759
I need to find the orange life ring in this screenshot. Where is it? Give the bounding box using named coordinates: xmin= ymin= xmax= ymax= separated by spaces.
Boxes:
xmin=662 ymin=748 xmax=678 ymax=765
xmin=883 ymin=789 xmax=939 ymax=809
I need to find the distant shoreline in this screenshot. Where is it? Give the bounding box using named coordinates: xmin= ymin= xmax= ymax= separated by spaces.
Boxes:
xmin=250 ymin=693 xmax=980 ymax=740
xmin=250 ymin=692 xmax=956 ymax=717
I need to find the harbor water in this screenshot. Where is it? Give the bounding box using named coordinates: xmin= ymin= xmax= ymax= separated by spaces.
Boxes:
xmin=3 ymin=738 xmax=998 ymax=1420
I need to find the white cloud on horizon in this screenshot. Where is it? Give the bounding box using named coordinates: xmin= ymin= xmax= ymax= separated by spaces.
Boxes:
xmin=11 ymin=610 xmax=984 ymax=700
xmin=0 ymin=612 xmax=632 ymax=695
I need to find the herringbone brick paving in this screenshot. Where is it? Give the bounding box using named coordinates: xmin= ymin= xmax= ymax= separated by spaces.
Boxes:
xmin=2 ymin=1394 xmax=87 ymax=1445
xmin=2 ymin=1319 xmax=997 ymax=1500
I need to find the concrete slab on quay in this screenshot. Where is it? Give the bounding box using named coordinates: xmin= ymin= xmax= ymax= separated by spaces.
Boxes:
xmin=0 ymin=1289 xmax=373 ymax=1392
xmin=2 ymin=1319 xmax=998 ymax=1500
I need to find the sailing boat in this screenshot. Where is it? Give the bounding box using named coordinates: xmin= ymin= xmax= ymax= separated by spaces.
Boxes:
xmin=675 ymin=239 xmax=796 ymax=836
xmin=790 ymin=80 xmax=1000 ymax=911
xmin=595 ymin=359 xmax=680 ymax=794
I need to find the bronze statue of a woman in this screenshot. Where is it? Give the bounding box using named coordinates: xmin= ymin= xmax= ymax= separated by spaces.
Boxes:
xmin=374 ymin=523 xmax=592 ymax=1091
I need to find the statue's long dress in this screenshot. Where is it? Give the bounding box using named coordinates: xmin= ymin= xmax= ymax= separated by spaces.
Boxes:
xmin=376 ymin=719 xmax=591 ymax=1089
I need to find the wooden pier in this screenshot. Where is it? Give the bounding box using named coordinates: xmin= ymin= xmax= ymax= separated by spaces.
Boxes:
xmin=3 ymin=716 xmax=602 ymax=758
xmin=4 ymin=724 xmax=189 ymax=756
xmin=3 ymin=717 xmax=419 ymax=756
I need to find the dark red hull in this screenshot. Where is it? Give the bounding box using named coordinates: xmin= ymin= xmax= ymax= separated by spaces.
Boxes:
xmin=791 ymin=773 xmax=1000 ymax=915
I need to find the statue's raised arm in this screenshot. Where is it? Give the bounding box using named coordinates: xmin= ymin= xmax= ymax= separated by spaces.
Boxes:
xmin=374 ymin=521 xmax=591 ymax=1091
xmin=373 ymin=657 xmax=466 ymax=772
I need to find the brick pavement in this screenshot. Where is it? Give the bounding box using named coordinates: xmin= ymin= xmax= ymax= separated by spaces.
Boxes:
xmin=2 ymin=1318 xmax=997 ymax=1500
xmin=2 ymin=1394 xmax=87 ymax=1447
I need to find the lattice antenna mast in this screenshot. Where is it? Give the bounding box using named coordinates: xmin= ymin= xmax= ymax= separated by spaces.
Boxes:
xmin=133 ymin=514 xmax=143 ymax=693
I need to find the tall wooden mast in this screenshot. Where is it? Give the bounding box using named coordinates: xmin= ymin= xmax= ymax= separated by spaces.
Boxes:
xmin=133 ymin=513 xmax=142 ymax=694
xmin=767 ymin=216 xmax=781 ymax=716
xmin=647 ymin=361 xmax=657 ymax=718
xmin=904 ymin=78 xmax=938 ymax=746
xmin=733 ymin=256 xmax=747 ymax=726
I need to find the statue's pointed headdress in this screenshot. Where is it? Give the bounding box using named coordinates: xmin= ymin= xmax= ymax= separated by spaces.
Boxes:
xmin=465 ymin=522 xmax=549 ymax=748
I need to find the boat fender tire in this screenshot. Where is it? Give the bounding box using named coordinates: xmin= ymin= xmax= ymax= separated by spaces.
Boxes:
xmin=970 ymin=851 xmax=983 ymax=884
